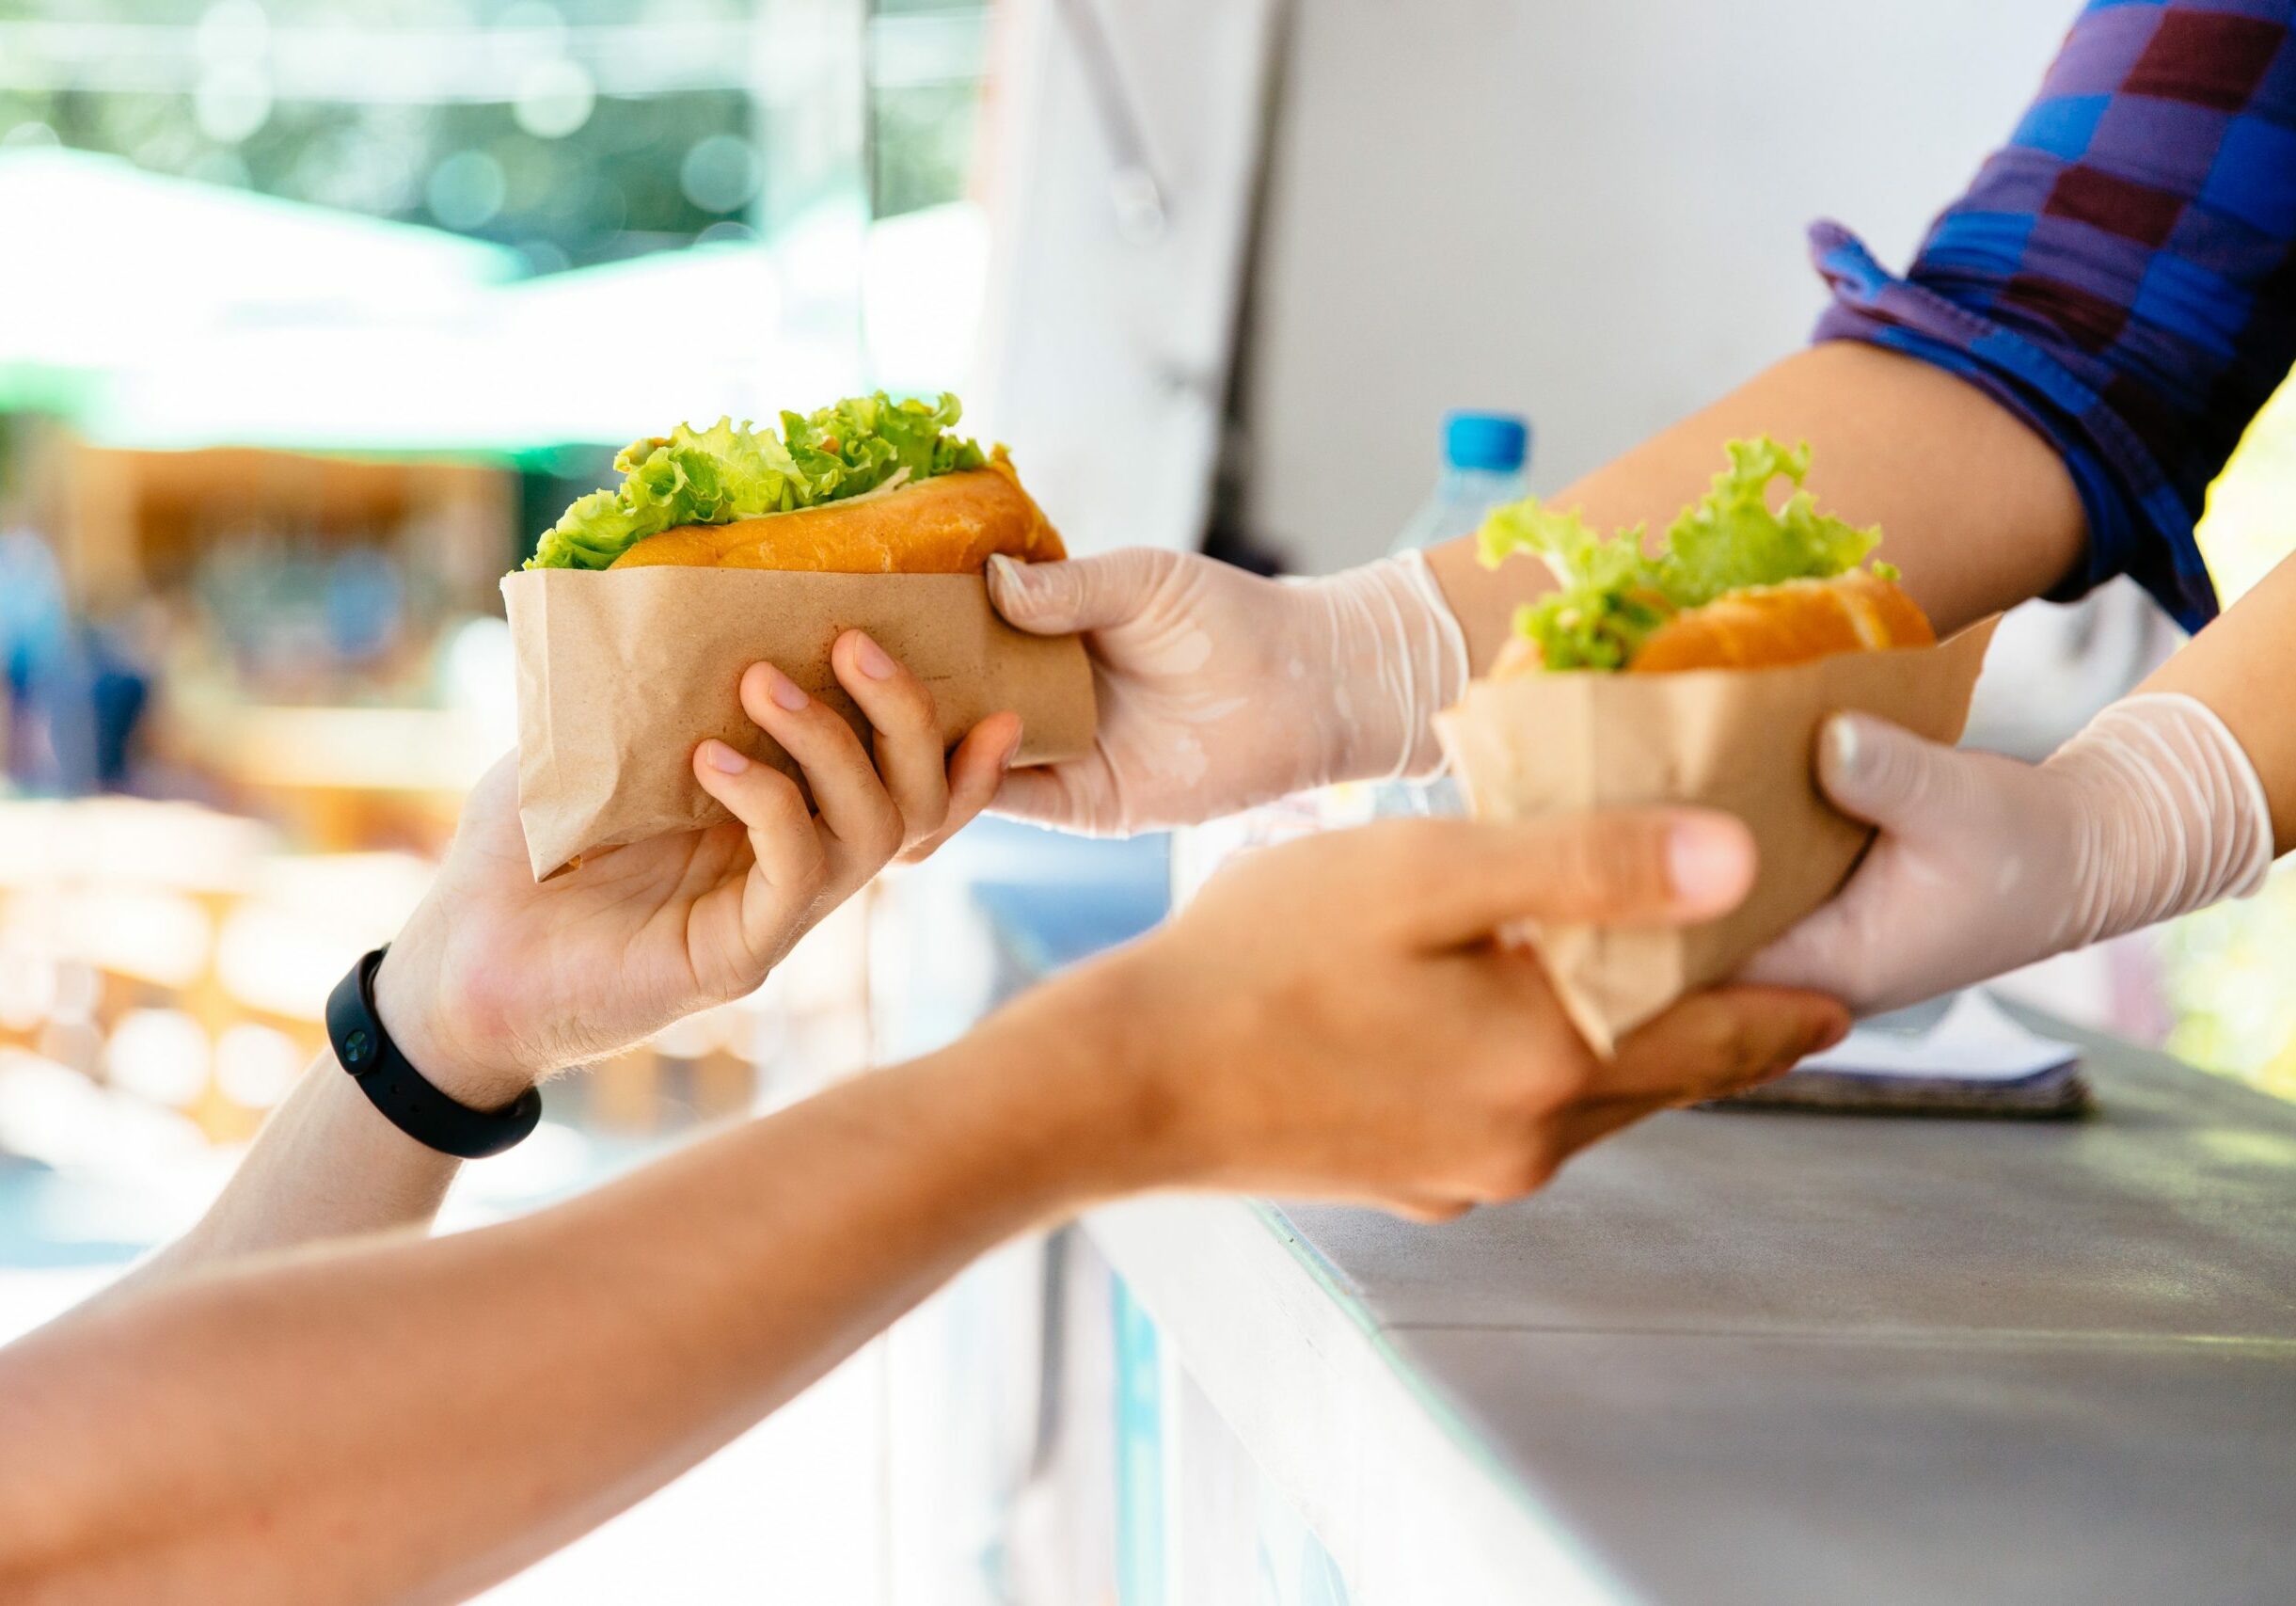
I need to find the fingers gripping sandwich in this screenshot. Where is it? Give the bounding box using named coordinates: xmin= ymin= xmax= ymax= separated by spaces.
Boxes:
xmin=524 ymin=392 xmax=1065 ymax=576
xmin=1442 ymin=436 xmax=1982 ymax=1052
xmin=505 ymin=390 xmax=1096 ymax=882
xmin=1479 ymin=437 xmax=1932 ymax=676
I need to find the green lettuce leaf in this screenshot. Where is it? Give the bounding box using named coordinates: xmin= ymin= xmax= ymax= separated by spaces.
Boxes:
xmin=524 ymin=390 xmax=988 ymax=571
xmin=1477 ymin=436 xmax=1884 ymax=671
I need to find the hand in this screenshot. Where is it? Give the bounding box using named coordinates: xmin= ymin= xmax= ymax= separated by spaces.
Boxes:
xmin=374 ymin=631 xmax=1021 ymax=1105
xmin=1743 ymin=695 xmax=2272 ymax=1015
xmin=999 ymin=808 xmax=1849 ymax=1220
xmin=986 ymin=548 xmax=1468 ymax=836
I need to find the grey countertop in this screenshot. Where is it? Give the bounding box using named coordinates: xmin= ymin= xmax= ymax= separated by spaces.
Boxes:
xmin=1093 ymin=1017 xmax=2296 ymax=1606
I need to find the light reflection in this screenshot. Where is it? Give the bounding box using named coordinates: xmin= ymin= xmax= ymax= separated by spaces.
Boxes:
xmin=105 ymin=1009 xmax=211 ymax=1109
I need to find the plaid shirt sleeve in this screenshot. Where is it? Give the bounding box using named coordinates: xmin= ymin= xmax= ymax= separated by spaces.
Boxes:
xmin=1812 ymin=0 xmax=2296 ymax=631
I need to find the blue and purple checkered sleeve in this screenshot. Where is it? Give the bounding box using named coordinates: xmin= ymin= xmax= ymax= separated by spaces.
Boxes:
xmin=1813 ymin=0 xmax=2296 ymax=630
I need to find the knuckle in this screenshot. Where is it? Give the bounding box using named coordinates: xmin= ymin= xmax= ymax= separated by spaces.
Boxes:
xmin=857 ymin=802 xmax=905 ymax=864
xmin=1129 ymin=546 xmax=1184 ymax=604
xmin=768 ymin=839 xmax=831 ymax=901
xmin=896 ymin=831 xmax=948 ymax=866
xmin=752 ymin=766 xmax=810 ymax=825
xmin=879 ymin=672 xmax=938 ymax=728
xmin=792 ymin=836 xmax=832 ymax=887
xmin=905 ymin=790 xmax=951 ymax=841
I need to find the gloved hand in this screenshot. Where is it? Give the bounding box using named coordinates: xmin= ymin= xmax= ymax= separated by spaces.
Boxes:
xmin=1742 ymin=693 xmax=2274 ymax=1014
xmin=986 ymin=548 xmax=1469 ymax=835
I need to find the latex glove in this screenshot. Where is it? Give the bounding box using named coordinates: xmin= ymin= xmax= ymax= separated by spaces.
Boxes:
xmin=986 ymin=547 xmax=1469 ymax=835
xmin=1743 ymin=693 xmax=2273 ymax=1014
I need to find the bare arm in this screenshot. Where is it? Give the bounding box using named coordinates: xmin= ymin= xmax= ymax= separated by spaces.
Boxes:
xmin=987 ymin=343 xmax=2091 ymax=835
xmin=1425 ymin=342 xmax=2088 ymax=668
xmin=0 ymin=1000 xmax=1130 ymax=1604
xmin=2139 ymin=549 xmax=2296 ymax=852
xmin=104 ymin=1051 xmax=469 ymax=1303
xmin=108 ymin=633 xmax=1021 ymax=1298
xmin=1428 ymin=0 xmax=2296 ymax=671
xmin=0 ymin=812 xmax=1841 ymax=1604
xmin=992 ymin=4 xmax=2296 ymax=836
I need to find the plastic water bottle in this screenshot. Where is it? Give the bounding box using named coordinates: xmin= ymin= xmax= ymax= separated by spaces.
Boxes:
xmin=1388 ymin=410 xmax=1531 ymax=554
xmin=1372 ymin=411 xmax=1530 ymax=818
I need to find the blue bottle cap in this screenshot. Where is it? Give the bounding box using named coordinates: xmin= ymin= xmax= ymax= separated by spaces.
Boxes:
xmin=1443 ymin=411 xmax=1529 ymax=472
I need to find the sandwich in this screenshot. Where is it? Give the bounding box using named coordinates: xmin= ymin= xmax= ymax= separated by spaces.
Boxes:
xmin=1478 ymin=437 xmax=1932 ymax=676
xmin=503 ymin=388 xmax=1098 ymax=880
xmin=523 ymin=391 xmax=1065 ymax=575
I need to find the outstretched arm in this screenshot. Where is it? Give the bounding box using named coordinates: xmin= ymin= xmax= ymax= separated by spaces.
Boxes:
xmin=1436 ymin=0 xmax=2296 ymax=664
xmin=111 ymin=632 xmax=1017 ymax=1301
xmin=989 ymin=342 xmax=2085 ymax=835
xmin=0 ymin=809 xmax=1842 ymax=1603
xmin=993 ymin=2 xmax=2296 ymax=836
xmin=0 ymin=1005 xmax=1132 ymax=1605
xmin=1423 ymin=342 xmax=2086 ymax=664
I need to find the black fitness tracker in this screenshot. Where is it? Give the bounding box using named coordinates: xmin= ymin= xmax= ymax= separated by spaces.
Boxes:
xmin=325 ymin=946 xmax=543 ymax=1158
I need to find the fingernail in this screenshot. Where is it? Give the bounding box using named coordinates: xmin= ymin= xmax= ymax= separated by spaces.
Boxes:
xmin=1825 ymin=714 xmax=1862 ymax=778
xmin=987 ymin=553 xmax=1020 ymax=589
xmin=704 ymin=739 xmax=750 ymax=774
xmin=852 ymin=632 xmax=896 ymax=680
xmin=1666 ymin=819 xmax=1748 ymax=905
xmin=764 ymin=666 xmax=809 ymax=711
xmin=1000 ymin=725 xmax=1023 ymax=770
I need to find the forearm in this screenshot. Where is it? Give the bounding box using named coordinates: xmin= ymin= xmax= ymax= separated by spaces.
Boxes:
xmin=103 ymin=1051 xmax=464 ymax=1305
xmin=2139 ymin=551 xmax=2296 ymax=854
xmin=0 ymin=978 xmax=1148 ymax=1604
xmin=107 ymin=929 xmax=560 ymax=1304
xmin=1425 ymin=342 xmax=2086 ymax=669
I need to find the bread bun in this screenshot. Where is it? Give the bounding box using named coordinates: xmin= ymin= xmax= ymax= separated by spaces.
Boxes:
xmin=1628 ymin=570 xmax=1932 ymax=673
xmin=609 ymin=453 xmax=1065 ymax=574
xmin=1489 ymin=570 xmax=1933 ymax=677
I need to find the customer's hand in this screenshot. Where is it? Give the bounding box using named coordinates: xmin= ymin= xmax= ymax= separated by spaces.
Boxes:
xmin=375 ymin=631 xmax=1019 ymax=1105
xmin=986 ymin=548 xmax=1468 ymax=836
xmin=994 ymin=808 xmax=1849 ymax=1219
xmin=1743 ymin=694 xmax=2272 ymax=1014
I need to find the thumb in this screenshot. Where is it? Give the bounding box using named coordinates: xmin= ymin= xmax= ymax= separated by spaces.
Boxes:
xmin=1814 ymin=712 xmax=1978 ymax=834
xmin=991 ymin=756 xmax=1132 ymax=837
xmin=1736 ymin=898 xmax=1863 ymax=1002
xmin=1386 ymin=807 xmax=1756 ymax=949
xmin=988 ymin=549 xmax=1171 ymax=635
xmin=1744 ymin=718 xmax=2000 ymax=1010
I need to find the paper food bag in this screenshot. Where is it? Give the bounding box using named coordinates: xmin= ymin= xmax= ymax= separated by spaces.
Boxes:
xmin=503 ymin=566 xmax=1097 ymax=881
xmin=1434 ymin=622 xmax=1995 ymax=1054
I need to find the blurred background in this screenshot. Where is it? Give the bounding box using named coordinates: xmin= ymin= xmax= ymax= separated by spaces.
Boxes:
xmin=3 ymin=0 xmax=2295 ymax=1600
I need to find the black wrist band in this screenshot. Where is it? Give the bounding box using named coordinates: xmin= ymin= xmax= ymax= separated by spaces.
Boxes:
xmin=326 ymin=946 xmax=542 ymax=1159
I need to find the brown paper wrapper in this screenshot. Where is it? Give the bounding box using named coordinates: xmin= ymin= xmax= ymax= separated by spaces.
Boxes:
xmin=1435 ymin=622 xmax=1996 ymax=1054
xmin=502 ymin=567 xmax=1097 ymax=881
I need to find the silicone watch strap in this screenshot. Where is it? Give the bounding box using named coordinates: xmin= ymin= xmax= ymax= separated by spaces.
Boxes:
xmin=325 ymin=946 xmax=542 ymax=1159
